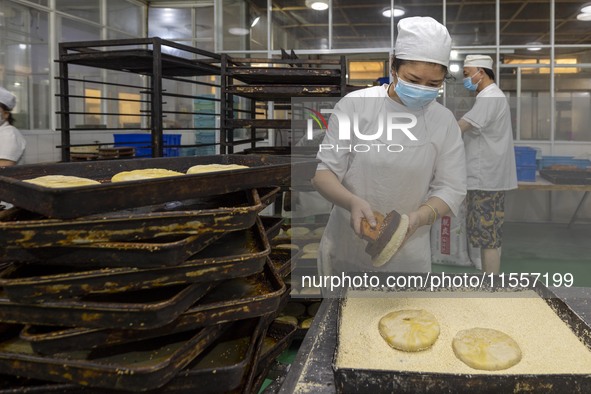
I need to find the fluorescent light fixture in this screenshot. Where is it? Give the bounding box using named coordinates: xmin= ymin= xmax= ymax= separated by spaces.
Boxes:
xmin=450 ymin=50 xmax=459 ymax=59
xmin=382 ymin=7 xmax=405 ymax=18
xmin=577 ymin=12 xmax=591 ymax=21
xmin=14 ymin=82 xmax=20 ymax=87
xmin=228 ymin=27 xmax=249 ymax=36
xmin=305 ymin=0 xmax=328 ymax=11
xmin=526 ymin=42 xmax=543 ymax=51
xmin=251 ymin=16 xmax=260 ymax=28
xmin=19 ymin=44 xmax=26 ymax=50
xmin=450 ymin=64 xmax=460 ymax=73
xmin=581 ymin=3 xmax=591 ymax=13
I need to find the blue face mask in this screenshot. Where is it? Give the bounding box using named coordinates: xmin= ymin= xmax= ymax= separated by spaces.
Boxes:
xmin=463 ymin=70 xmax=482 ymax=91
xmin=394 ymin=75 xmax=440 ymax=109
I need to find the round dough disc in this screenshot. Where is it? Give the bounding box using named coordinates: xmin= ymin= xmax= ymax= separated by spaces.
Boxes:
xmin=111 ymin=168 xmax=184 ymax=182
xmin=186 ymin=163 xmax=248 ymax=174
xmin=300 ymin=317 xmax=314 ymax=329
xmin=24 ymin=175 xmax=100 ymax=188
xmin=311 ymin=226 xmax=326 ymax=238
xmin=452 ymin=327 xmax=522 ymax=371
xmin=303 ymin=243 xmax=320 ymax=254
xmin=286 ymin=226 xmax=310 ymax=237
xmin=378 ymin=309 xmax=440 ymax=352
xmin=274 ymin=315 xmax=298 ymax=326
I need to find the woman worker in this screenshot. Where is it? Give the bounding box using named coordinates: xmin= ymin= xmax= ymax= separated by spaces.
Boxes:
xmin=0 ymin=87 xmax=26 ymax=166
xmin=312 ymin=17 xmax=467 ymax=278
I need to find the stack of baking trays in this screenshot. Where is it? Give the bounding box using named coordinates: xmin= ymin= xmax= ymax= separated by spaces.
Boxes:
xmin=0 ymin=154 xmax=316 ymax=393
xmin=269 ymin=218 xmax=325 ymax=340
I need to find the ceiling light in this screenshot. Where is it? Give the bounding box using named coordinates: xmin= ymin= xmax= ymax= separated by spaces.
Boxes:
xmin=526 ymin=42 xmax=543 ymax=51
xmin=305 ymin=0 xmax=328 ymax=11
xmin=19 ymin=44 xmax=26 ymax=50
xmin=581 ymin=3 xmax=591 ymax=13
xmin=449 ymin=64 xmax=460 ymax=73
xmin=228 ymin=27 xmax=249 ymax=36
xmin=382 ymin=7 xmax=406 ymax=18
xmin=450 ymin=50 xmax=459 ymax=60
xmin=251 ymin=16 xmax=260 ymax=28
xmin=577 ymin=12 xmax=591 ymax=21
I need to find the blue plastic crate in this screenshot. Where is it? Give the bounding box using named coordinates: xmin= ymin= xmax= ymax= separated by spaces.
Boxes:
xmin=113 ymin=134 xmax=181 ymax=157
xmin=516 ymin=165 xmax=537 ymax=182
xmin=514 ymin=146 xmax=537 ymax=167
xmin=540 ymin=156 xmax=591 ymax=170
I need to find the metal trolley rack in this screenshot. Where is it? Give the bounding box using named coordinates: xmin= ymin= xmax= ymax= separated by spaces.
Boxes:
xmin=57 ymin=37 xmax=222 ymax=161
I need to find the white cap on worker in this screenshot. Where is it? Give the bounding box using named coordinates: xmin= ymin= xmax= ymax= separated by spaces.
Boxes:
xmin=464 ymin=55 xmax=494 ymax=70
xmin=0 ymin=87 xmax=16 ymax=110
xmin=394 ymin=16 xmax=452 ymax=68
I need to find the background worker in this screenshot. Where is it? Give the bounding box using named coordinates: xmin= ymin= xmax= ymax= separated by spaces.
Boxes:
xmin=0 ymin=87 xmax=26 ymax=167
xmin=458 ymin=55 xmax=518 ymax=274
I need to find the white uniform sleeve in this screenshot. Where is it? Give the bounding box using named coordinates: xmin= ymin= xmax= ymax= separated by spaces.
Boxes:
xmin=427 ymin=117 xmax=467 ymax=216
xmin=0 ymin=126 xmax=26 ymax=163
xmin=315 ymin=99 xmax=353 ymax=181
xmin=461 ymin=96 xmax=502 ymax=133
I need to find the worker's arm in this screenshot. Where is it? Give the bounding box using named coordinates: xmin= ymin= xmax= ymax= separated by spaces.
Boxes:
xmin=0 ymin=159 xmax=16 ymax=167
xmin=311 ymin=169 xmax=375 ymax=235
xmin=458 ymin=118 xmax=474 ymax=134
xmin=406 ymin=196 xmax=451 ymax=240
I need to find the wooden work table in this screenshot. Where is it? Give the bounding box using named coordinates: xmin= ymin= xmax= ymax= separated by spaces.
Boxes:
xmin=517 ymin=175 xmax=591 ymax=226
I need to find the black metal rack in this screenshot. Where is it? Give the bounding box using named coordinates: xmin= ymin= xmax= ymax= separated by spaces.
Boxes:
xmin=57 ymin=37 xmax=222 ymax=162
xmin=219 ymin=54 xmax=348 ymax=154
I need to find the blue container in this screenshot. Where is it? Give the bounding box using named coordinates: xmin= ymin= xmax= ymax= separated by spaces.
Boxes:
xmin=113 ymin=134 xmax=181 ymax=157
xmin=514 ymin=146 xmax=537 ymax=167
xmin=516 ymin=165 xmax=537 ymax=182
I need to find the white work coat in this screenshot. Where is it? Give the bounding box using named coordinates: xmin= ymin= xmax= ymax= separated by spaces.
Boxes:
xmin=316 ymin=85 xmax=467 ymax=276
xmin=461 ymin=83 xmax=518 ymax=191
xmin=0 ymin=122 xmax=26 ymax=163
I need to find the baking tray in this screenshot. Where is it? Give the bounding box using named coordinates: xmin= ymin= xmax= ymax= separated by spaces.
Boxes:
xmin=332 ymin=273 xmax=591 ymax=394
xmin=0 ymin=188 xmax=265 ymax=250
xmin=269 ymin=247 xmax=301 ymax=279
xmin=0 ymin=322 xmax=230 ymax=392
xmin=250 ymin=320 xmax=299 ymax=394
xmin=13 ymin=259 xmax=284 ymax=355
xmin=0 ymin=319 xmax=264 ymax=394
xmin=540 ymin=169 xmax=591 ymax=185
xmin=260 ymin=215 xmax=284 ymax=240
xmin=0 ymin=155 xmax=318 ymax=219
xmin=0 ymin=233 xmax=224 ymax=267
xmin=0 ymin=282 xmax=214 ymax=330
xmin=0 ymin=217 xmax=270 ymax=303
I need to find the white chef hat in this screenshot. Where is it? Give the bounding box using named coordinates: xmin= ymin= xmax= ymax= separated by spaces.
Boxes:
xmin=394 ymin=16 xmax=452 ymax=68
xmin=464 ymin=55 xmax=493 ymax=70
xmin=0 ymin=87 xmax=16 ymax=110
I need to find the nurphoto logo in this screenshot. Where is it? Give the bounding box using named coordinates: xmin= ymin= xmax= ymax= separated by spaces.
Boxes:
xmin=305 ymin=108 xmax=419 ymax=153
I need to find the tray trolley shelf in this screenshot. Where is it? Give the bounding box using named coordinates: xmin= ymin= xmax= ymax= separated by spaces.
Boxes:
xmin=57 ymin=37 xmax=223 ymax=161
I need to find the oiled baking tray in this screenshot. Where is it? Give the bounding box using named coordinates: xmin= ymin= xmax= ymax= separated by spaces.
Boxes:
xmin=250 ymin=320 xmax=299 ymax=393
xmin=0 ymin=218 xmax=270 ymax=303
xmin=0 ymin=322 xmax=231 ymax=392
xmin=0 ymin=188 xmax=265 ymax=250
xmin=260 ymin=215 xmax=284 ymax=240
xmin=14 ymin=260 xmax=283 ymax=355
xmin=0 ymin=318 xmax=265 ymax=394
xmin=270 ymin=247 xmax=301 ymax=279
xmin=333 ymin=273 xmax=591 ymax=394
xmin=0 ymin=155 xmax=318 ymax=218
xmin=0 ymin=282 xmax=214 ymax=330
